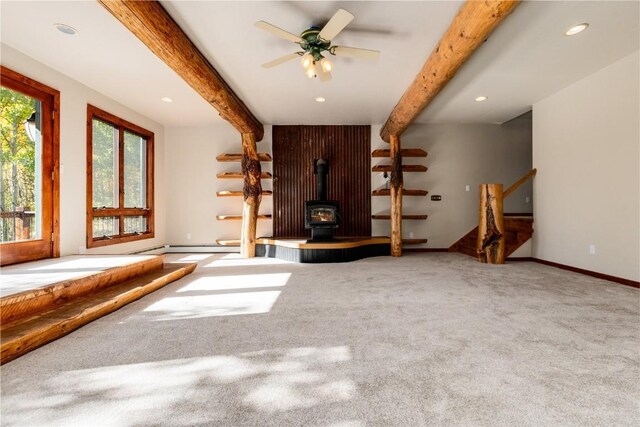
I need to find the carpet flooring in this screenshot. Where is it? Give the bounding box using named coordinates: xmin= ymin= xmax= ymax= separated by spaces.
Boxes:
xmin=1 ymin=253 xmax=638 ymax=426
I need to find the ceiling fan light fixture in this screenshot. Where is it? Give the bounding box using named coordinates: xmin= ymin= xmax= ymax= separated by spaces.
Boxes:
xmin=320 ymin=58 xmax=333 ymax=72
xmin=301 ymin=53 xmax=313 ymax=69
xmin=306 ymin=66 xmax=315 ymax=79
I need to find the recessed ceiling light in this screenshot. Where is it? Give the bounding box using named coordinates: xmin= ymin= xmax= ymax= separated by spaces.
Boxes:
xmin=54 ymin=23 xmax=77 ymax=36
xmin=161 ymin=97 xmax=174 ymax=103
xmin=315 ymin=97 xmax=326 ymax=103
xmin=565 ymin=23 xmax=589 ymax=36
xmin=475 ymin=96 xmax=488 ymax=102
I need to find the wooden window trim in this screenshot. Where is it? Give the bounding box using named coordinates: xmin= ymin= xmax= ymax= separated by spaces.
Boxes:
xmin=86 ymin=104 xmax=154 ymax=248
xmin=0 ymin=66 xmax=60 ymax=264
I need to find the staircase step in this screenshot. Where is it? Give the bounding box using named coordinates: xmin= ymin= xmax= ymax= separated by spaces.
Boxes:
xmin=372 ymin=189 xmax=428 ymax=196
xmin=1 ymin=263 xmax=196 ymax=364
xmin=371 ymin=148 xmax=428 ymax=158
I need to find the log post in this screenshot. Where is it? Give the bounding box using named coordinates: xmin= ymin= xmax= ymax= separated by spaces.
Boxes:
xmin=477 ymin=184 xmax=505 ymax=264
xmin=390 ymin=135 xmax=403 ymax=257
xmin=240 ymin=133 xmax=262 ymax=258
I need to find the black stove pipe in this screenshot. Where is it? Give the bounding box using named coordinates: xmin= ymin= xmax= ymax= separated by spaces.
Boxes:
xmin=315 ymin=159 xmax=328 ymax=201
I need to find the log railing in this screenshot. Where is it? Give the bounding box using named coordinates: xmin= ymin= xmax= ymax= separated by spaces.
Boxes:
xmin=477 ymin=168 xmax=536 ymax=264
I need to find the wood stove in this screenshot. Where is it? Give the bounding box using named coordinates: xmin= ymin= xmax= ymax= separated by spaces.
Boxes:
xmin=305 ymin=159 xmax=339 ymax=241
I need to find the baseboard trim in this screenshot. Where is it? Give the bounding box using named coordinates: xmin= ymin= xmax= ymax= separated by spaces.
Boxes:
xmin=532 ymin=258 xmax=639 ymax=289
xmin=404 ymin=248 xmax=449 ymax=253
xmin=506 ymin=257 xmax=534 ymax=261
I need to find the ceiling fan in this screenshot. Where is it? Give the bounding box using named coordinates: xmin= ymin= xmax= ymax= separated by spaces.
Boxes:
xmin=255 ymin=8 xmax=380 ymax=81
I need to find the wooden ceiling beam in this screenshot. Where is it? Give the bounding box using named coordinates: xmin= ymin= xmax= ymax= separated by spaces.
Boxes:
xmin=380 ymin=1 xmax=520 ymax=142
xmin=98 ymin=0 xmax=264 ymax=140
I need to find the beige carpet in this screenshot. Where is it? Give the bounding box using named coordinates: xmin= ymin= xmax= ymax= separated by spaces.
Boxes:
xmin=1 ymin=253 xmax=638 ymax=426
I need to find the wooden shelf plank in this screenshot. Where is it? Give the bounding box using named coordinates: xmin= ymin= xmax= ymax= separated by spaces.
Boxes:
xmin=372 ymin=148 xmax=428 ymax=158
xmin=216 ymin=153 xmax=272 ymax=162
xmin=372 ymin=214 xmax=428 ymax=220
xmin=216 ymin=239 xmax=240 ymax=246
xmin=216 ymin=172 xmax=272 ymax=179
xmin=372 ymin=165 xmax=427 ymax=173
xmin=216 ymin=190 xmax=272 ymax=197
xmin=403 ymin=238 xmax=428 ymax=245
xmin=372 ymin=189 xmax=428 ymax=196
xmin=216 ymin=215 xmax=272 ymax=220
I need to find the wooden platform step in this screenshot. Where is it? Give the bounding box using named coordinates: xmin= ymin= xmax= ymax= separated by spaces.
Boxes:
xmin=216 ymin=215 xmax=272 ymax=220
xmin=216 ymin=172 xmax=272 ymax=179
xmin=372 ymin=214 xmax=428 ymax=220
xmin=216 ymin=153 xmax=272 ymax=162
xmin=372 ymin=189 xmax=428 ymax=196
xmin=372 ymin=165 xmax=428 ymax=173
xmin=216 ymin=239 xmax=240 ymax=246
xmin=372 ymin=148 xmax=427 ymax=158
xmin=1 ymin=263 xmax=196 ymax=364
xmin=402 ymin=239 xmax=428 ymax=245
xmin=216 ymin=190 xmax=273 ymax=197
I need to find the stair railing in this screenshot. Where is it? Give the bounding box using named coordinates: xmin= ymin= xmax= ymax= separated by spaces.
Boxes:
xmin=477 ymin=168 xmax=536 ymax=264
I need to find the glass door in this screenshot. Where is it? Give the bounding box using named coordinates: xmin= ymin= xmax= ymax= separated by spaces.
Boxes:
xmin=0 ymin=68 xmax=59 ymax=265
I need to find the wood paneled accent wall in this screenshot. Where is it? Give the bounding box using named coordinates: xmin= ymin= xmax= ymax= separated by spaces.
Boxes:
xmin=273 ymin=125 xmax=371 ymax=238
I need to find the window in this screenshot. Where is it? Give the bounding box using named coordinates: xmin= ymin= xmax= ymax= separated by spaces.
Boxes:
xmin=87 ymin=105 xmax=153 ymax=247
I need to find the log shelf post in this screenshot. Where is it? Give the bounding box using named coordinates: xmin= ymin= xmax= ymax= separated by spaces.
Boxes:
xmin=240 ymin=133 xmax=262 ymax=258
xmin=477 ymin=184 xmax=505 ymax=264
xmin=390 ymin=135 xmax=403 ymax=257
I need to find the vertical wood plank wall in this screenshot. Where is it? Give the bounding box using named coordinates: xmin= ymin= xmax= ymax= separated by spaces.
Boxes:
xmin=273 ymin=125 xmax=371 ymax=238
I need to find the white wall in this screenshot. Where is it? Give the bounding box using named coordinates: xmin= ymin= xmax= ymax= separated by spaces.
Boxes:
xmin=165 ymin=124 xmax=273 ymax=245
xmin=533 ymin=50 xmax=639 ymax=281
xmin=1 ymin=44 xmax=167 ymax=255
xmin=371 ymin=117 xmax=533 ymax=249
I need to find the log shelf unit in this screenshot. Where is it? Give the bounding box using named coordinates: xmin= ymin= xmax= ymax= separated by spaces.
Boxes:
xmin=216 ymin=171 xmax=272 ymax=179
xmin=216 ymin=215 xmax=272 ymax=221
xmin=372 ymin=164 xmax=427 ymax=173
xmin=216 ymin=153 xmax=272 ymax=162
xmin=372 ymin=189 xmax=428 ymax=196
xmin=216 ymin=149 xmax=273 ymax=245
xmin=372 ymin=214 xmax=428 ymax=220
xmin=216 ymin=190 xmax=273 ymax=197
xmin=371 ymin=146 xmax=429 ymax=248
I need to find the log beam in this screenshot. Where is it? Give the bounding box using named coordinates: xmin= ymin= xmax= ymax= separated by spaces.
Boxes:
xmin=380 ymin=1 xmax=520 ymax=142
xmin=98 ymin=0 xmax=263 ymax=140
xmin=240 ymin=133 xmax=262 ymax=258
xmin=477 ymin=184 xmax=505 ymax=264
xmin=389 ymin=135 xmax=403 ymax=257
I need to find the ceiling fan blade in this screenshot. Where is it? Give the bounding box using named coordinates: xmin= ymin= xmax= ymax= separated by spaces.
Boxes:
xmin=318 ymin=9 xmax=354 ymax=41
xmin=255 ymin=21 xmax=303 ymax=43
xmin=261 ymin=52 xmax=302 ymax=69
xmin=331 ymin=46 xmax=380 ymax=60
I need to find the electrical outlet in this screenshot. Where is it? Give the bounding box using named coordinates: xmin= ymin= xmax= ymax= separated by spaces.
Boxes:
xmin=465 ymin=185 xmax=470 ymax=192
xmin=525 ymin=196 xmax=530 ymax=203
xmin=409 ymin=232 xmax=414 ymax=238
xmin=187 ymin=233 xmax=191 ymax=240
xmin=589 ymin=245 xmax=596 ymax=255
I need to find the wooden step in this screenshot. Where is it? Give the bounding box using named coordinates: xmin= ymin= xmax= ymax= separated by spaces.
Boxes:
xmin=372 ymin=189 xmax=428 ymax=196
xmin=372 ymin=165 xmax=428 ymax=173
xmin=372 ymin=148 xmax=427 ymax=158
xmin=216 ymin=239 xmax=240 ymax=246
xmin=1 ymin=256 xmax=164 ymax=325
xmin=216 ymin=153 xmax=272 ymax=162
xmin=216 ymin=215 xmax=272 ymax=220
xmin=372 ymin=214 xmax=428 ymax=220
xmin=216 ymin=172 xmax=273 ymax=179
xmin=1 ymin=263 xmax=196 ymax=364
xmin=402 ymin=238 xmax=428 ymax=245
xmin=216 ymin=190 xmax=273 ymax=197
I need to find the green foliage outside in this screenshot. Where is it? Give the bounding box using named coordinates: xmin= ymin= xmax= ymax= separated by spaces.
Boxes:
xmin=0 ymin=87 xmax=37 ymax=242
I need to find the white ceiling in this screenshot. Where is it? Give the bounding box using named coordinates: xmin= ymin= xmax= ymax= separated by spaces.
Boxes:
xmin=1 ymin=1 xmax=639 ymax=127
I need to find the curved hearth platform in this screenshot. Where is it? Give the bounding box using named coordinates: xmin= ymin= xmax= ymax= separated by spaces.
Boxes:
xmin=256 ymin=237 xmax=391 ymax=263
